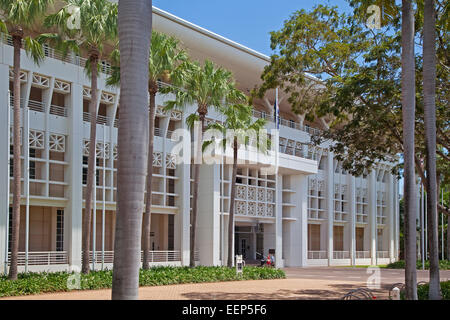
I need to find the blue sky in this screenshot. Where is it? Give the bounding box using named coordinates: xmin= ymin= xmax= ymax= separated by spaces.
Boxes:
xmin=153 ymin=0 xmax=352 ymax=57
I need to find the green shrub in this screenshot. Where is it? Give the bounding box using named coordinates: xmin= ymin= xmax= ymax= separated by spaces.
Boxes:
xmin=0 ymin=266 xmax=285 ymax=298
xmin=400 ymin=281 xmax=450 ymax=300
xmin=386 ymin=260 xmax=450 ymax=270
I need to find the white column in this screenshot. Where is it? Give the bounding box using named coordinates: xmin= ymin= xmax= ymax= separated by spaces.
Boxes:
xmin=22 ymin=71 xmax=32 ymax=273
xmin=275 ymin=174 xmax=283 ymax=268
xmin=348 ymin=175 xmax=356 ymax=265
xmin=395 ymin=177 xmax=400 ymax=260
xmin=175 ymin=141 xmax=191 ymax=266
xmin=284 ymin=174 xmax=308 ymax=267
xmin=0 ymin=64 xmax=10 ymax=274
xmin=66 ymin=83 xmax=83 ymax=270
xmin=196 ymin=164 xmax=221 ymax=266
xmin=387 ymin=172 xmax=395 ymax=262
xmin=326 ymin=151 xmax=334 ymax=265
xmin=369 ymin=169 xmax=377 ymax=265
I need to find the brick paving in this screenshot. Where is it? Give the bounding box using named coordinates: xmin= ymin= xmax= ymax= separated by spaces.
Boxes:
xmin=3 ymin=267 xmax=448 ymax=300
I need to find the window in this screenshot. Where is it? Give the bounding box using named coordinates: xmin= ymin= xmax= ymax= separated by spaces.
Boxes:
xmin=9 ymin=146 xmax=13 ymax=176
xmin=56 ymin=210 xmax=64 ymax=251
xmin=333 ymin=226 xmax=344 ymax=251
xmin=29 ymin=148 xmax=36 ymax=179
xmin=82 ymin=156 xmax=100 ymax=186
xmin=8 ymin=207 xmax=12 ymax=252
xmin=168 ymin=215 xmax=174 ymax=251
xmin=308 ymin=224 xmax=321 ymax=251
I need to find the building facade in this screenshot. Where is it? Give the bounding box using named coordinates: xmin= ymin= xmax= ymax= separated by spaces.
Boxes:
xmin=0 ymin=7 xmax=400 ymax=274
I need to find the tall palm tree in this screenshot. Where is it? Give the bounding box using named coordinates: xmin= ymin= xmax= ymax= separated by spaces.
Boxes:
xmin=41 ymin=0 xmax=118 ymax=274
xmin=203 ymin=104 xmax=268 ymax=267
xmin=107 ymin=32 xmax=188 ymax=270
xmin=401 ymin=0 xmax=418 ymax=300
xmin=111 ymin=0 xmax=152 ymax=300
xmin=0 ymin=0 xmax=53 ymax=281
xmin=164 ymin=60 xmax=245 ymax=267
xmin=423 ymin=0 xmax=441 ymax=300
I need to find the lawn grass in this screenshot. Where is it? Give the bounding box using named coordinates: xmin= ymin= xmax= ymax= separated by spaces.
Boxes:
xmin=0 ymin=266 xmax=285 ymax=298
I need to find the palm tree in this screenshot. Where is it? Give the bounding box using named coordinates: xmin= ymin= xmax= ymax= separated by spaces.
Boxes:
xmin=203 ymin=104 xmax=268 ymax=267
xmin=111 ymin=0 xmax=152 ymax=300
xmin=164 ymin=60 xmax=245 ymax=267
xmin=401 ymin=0 xmax=418 ymax=300
xmin=107 ymin=32 xmax=188 ymax=270
xmin=423 ymin=0 xmax=441 ymax=300
xmin=0 ymin=0 xmax=53 ymax=281
xmin=41 ymin=0 xmax=118 ymax=274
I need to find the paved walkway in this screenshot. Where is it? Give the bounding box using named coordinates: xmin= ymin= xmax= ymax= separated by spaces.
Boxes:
xmin=2 ymin=267 xmax=449 ymax=300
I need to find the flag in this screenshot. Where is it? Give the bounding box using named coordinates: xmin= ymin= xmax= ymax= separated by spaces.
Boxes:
xmin=274 ymin=98 xmax=280 ymax=130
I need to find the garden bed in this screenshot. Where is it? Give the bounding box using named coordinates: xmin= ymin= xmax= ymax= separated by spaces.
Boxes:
xmin=0 ymin=266 xmax=285 ymax=298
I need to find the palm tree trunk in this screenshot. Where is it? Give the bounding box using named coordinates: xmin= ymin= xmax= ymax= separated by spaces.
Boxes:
xmin=423 ymin=0 xmax=441 ymax=300
xmin=447 ymin=214 xmax=450 ymax=261
xmin=401 ymin=0 xmax=418 ymax=300
xmin=190 ymin=113 xmax=205 ymax=267
xmin=8 ymin=31 xmax=23 ymax=281
xmin=227 ymin=138 xmax=238 ymax=267
xmin=143 ymin=90 xmax=156 ymax=270
xmin=82 ymin=52 xmax=99 ymax=274
xmin=112 ymin=0 xmax=152 ymax=300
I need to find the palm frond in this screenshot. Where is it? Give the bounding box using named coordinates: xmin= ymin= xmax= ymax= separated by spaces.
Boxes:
xmin=23 ymin=36 xmax=44 ymax=65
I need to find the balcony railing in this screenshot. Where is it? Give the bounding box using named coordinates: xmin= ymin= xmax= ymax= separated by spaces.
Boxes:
xmin=333 ymin=251 xmax=350 ymax=259
xmin=355 ymin=251 xmax=371 ymax=259
xmin=377 ymin=251 xmax=389 ymax=259
xmin=307 ymin=251 xmax=328 ymax=259
xmin=88 ymin=250 xmax=183 ymax=264
xmin=1 ymin=33 xmax=112 ymax=75
xmin=8 ymin=251 xmax=68 ymax=266
xmin=83 ymin=112 xmax=116 ymax=127
xmin=50 ymin=105 xmax=68 ymax=117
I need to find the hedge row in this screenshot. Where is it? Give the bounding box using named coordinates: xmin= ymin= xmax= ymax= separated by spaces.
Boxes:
xmin=386 ymin=260 xmax=450 ymax=270
xmin=0 ymin=266 xmax=285 ymax=297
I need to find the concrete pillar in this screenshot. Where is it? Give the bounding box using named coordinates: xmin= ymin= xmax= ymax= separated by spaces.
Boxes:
xmin=176 ymin=161 xmax=190 ymax=266
xmin=348 ymin=174 xmax=356 ymax=265
xmin=0 ymin=64 xmax=10 ymax=274
xmin=387 ymin=172 xmax=395 ymax=262
xmin=196 ymin=164 xmax=221 ymax=266
xmin=326 ymin=151 xmax=334 ymax=265
xmin=66 ymin=83 xmax=83 ymax=270
xmin=284 ymin=174 xmax=308 ymax=267
xmin=369 ymin=169 xmax=377 ymax=265
xmin=275 ymin=174 xmax=283 ymax=268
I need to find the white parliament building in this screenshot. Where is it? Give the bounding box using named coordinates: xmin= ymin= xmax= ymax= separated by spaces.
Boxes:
xmin=0 ymin=6 xmax=400 ymax=273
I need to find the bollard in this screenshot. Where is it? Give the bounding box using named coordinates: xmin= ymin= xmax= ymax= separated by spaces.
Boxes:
xmin=391 ymin=287 xmax=400 ymax=300
xmin=235 ymin=255 xmax=244 ymax=275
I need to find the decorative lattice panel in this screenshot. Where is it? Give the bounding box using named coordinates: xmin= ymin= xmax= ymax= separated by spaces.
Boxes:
xmin=54 ymin=79 xmax=70 ymax=93
xmin=32 ymin=74 xmax=50 ymax=88
xmin=153 ymin=152 xmax=162 ymax=167
xmin=29 ymin=130 xmax=45 ymax=149
xmin=49 ymin=133 xmax=66 ymax=152
xmin=236 ymin=185 xmax=247 ymax=200
xmin=236 ymin=201 xmax=246 ymax=215
xmin=248 ymin=202 xmax=256 ymax=216
xmin=266 ymin=190 xmax=274 ymax=203
xmin=257 ymin=203 xmax=266 ymax=216
xmin=257 ymin=188 xmax=265 ymax=202
xmin=247 ymin=186 xmax=256 ymax=201
xmin=165 ymin=153 xmax=177 ymax=169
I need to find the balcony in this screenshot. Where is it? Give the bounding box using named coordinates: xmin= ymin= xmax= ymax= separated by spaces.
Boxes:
xmin=307 ymin=251 xmax=327 ymax=259
xmin=333 ymin=251 xmax=350 ymax=259
xmin=377 ymin=251 xmax=389 ymax=259
xmin=10 ymin=96 xmax=68 ymax=118
xmin=355 ymin=251 xmax=371 ymax=259
xmin=2 ymin=33 xmax=112 ymax=75
xmin=7 ymin=251 xmax=68 ymax=266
